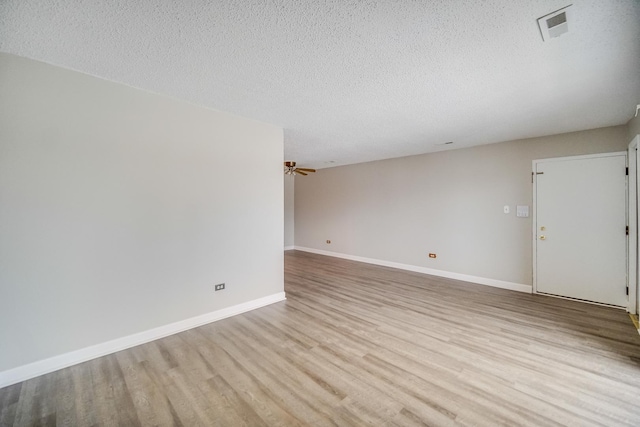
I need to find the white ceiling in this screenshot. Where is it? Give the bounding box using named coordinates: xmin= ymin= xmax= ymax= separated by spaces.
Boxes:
xmin=1 ymin=1 xmax=639 ymax=169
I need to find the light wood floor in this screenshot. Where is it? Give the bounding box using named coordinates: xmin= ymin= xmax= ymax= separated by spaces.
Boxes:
xmin=2 ymin=250 xmax=640 ymax=426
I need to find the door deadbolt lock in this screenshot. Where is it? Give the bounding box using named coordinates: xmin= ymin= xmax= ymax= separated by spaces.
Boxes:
xmin=539 ymin=235 xmax=546 ymax=240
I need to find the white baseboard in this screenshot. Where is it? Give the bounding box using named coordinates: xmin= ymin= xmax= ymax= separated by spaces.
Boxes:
xmin=0 ymin=292 xmax=286 ymax=389
xmin=293 ymin=246 xmax=532 ymax=294
xmin=284 ymin=245 xmax=294 ymax=251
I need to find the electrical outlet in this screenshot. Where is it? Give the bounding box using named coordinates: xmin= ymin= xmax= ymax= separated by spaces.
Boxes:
xmin=429 ymin=253 xmax=437 ymax=258
xmin=326 ymin=240 xmax=331 ymax=244
xmin=214 ymin=283 xmax=225 ymax=291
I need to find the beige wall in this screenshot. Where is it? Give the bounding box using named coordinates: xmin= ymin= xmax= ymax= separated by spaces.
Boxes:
xmin=295 ymin=126 xmax=628 ymax=286
xmin=0 ymin=53 xmax=284 ymax=372
xmin=284 ymin=176 xmax=295 ymax=247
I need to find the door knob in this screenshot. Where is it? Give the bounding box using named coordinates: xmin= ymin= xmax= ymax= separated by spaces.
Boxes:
xmin=540 ymin=235 xmax=546 ymax=240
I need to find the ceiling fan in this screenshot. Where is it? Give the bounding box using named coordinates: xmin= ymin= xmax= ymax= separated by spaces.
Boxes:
xmin=284 ymin=161 xmax=316 ymax=176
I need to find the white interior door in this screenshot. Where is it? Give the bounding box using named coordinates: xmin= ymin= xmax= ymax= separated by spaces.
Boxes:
xmin=534 ymin=153 xmax=627 ymax=306
xmin=628 ymin=137 xmax=639 ymax=314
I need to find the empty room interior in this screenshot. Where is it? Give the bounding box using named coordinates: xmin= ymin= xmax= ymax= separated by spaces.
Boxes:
xmin=2 ymin=1 xmax=640 ymax=426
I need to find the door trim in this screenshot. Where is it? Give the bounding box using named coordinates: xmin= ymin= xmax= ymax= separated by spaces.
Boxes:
xmin=532 ymin=152 xmax=628 ymax=305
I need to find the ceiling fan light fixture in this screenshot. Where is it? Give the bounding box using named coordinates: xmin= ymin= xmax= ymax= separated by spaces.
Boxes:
xmin=284 ymin=161 xmax=295 ymax=175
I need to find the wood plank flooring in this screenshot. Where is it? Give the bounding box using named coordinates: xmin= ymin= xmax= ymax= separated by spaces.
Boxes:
xmin=2 ymin=250 xmax=640 ymax=426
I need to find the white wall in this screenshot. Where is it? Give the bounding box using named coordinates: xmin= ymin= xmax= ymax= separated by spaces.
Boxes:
xmin=295 ymin=126 xmax=628 ymax=287
xmin=284 ymin=176 xmax=295 ymax=248
xmin=0 ymin=53 xmax=284 ymax=373
xmin=629 ymin=111 xmax=640 ymax=141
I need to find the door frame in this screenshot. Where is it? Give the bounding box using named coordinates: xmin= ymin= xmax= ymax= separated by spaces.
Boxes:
xmin=532 ymin=152 xmax=628 ymax=308
xmin=628 ymin=136 xmax=639 ymax=315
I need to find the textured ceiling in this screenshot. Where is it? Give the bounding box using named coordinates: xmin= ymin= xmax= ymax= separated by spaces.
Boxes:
xmin=1 ymin=1 xmax=639 ymax=169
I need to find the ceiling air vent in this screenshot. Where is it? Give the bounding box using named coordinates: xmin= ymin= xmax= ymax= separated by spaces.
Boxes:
xmin=538 ymin=5 xmax=573 ymax=41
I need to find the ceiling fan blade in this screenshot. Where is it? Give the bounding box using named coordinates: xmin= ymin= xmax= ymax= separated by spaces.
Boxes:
xmin=296 ymin=170 xmax=308 ymax=176
xmin=296 ymin=168 xmax=316 ymax=172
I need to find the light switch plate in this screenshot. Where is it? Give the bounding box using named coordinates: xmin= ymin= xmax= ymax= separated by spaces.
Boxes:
xmin=516 ymin=205 xmax=529 ymax=218
xmin=503 ymin=205 xmax=510 ymax=214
